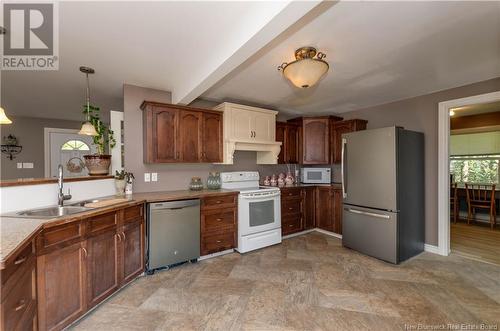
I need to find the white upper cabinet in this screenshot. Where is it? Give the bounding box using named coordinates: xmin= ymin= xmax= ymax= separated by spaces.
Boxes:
xmin=213 ymin=102 xmax=281 ymax=164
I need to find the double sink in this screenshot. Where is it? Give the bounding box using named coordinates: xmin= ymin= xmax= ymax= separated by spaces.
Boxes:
xmin=7 ymin=199 xmax=106 ymax=219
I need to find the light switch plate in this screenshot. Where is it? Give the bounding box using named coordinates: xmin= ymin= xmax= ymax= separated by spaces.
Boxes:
xmin=151 ymin=173 xmax=158 ymax=182
xmin=17 ymin=163 xmax=23 ymax=169
xmin=22 ymin=162 xmax=34 ymax=169
xmin=144 ymin=173 xmax=151 ymax=182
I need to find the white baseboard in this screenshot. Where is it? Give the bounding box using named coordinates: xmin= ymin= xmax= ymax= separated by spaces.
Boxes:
xmin=314 ymin=228 xmax=342 ymax=239
xmin=198 ymin=249 xmax=234 ymax=261
xmin=282 ymin=229 xmax=315 ymax=240
xmin=424 ymin=244 xmax=441 ymax=255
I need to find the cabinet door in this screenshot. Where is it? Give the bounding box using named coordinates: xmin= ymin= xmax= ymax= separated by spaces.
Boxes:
xmin=152 ymin=107 xmax=179 ymax=162
xmin=286 ymin=125 xmax=299 ymax=164
xmin=232 ymin=108 xmax=254 ymax=140
xmin=333 ymin=189 xmax=343 ymax=234
xmin=302 ymin=187 xmax=316 ymax=229
xmin=332 ymin=122 xmax=351 ymax=164
xmin=253 ymin=112 xmax=275 ymax=142
xmin=87 ymin=230 xmax=119 ymax=309
xmin=202 ymin=112 xmax=223 ymax=162
xmin=315 ymin=187 xmax=334 ymax=232
xmin=121 ymin=220 xmax=145 ymax=285
xmin=276 ymin=123 xmax=286 ymax=164
xmin=303 ymin=118 xmax=330 ymax=164
xmin=37 ymin=241 xmax=86 ymax=331
xmin=179 ymin=110 xmax=203 ymax=162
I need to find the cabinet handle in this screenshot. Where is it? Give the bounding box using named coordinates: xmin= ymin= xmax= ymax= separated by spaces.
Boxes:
xmin=122 ymin=232 xmax=126 ymax=240
xmin=254 ymin=131 xmax=256 ymax=138
xmin=288 ymin=193 xmax=293 ymax=196
xmin=14 ymin=300 xmax=26 ymax=311
xmin=82 ymin=247 xmax=88 ymax=258
xmin=14 ymin=256 xmax=27 ymax=265
xmin=116 ymin=233 xmax=122 ymax=242
xmin=216 ymin=240 xmax=222 ymax=243
xmin=288 ymin=224 xmax=294 ymax=227
xmin=288 ymin=207 xmax=293 ymax=210
xmin=216 ymin=200 xmax=222 ymax=204
xmin=216 ymin=218 xmax=222 ymax=221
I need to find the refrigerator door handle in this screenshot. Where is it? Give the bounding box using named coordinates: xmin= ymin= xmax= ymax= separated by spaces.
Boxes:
xmin=344 ymin=207 xmax=390 ymax=219
xmin=341 ymin=138 xmax=347 ymax=198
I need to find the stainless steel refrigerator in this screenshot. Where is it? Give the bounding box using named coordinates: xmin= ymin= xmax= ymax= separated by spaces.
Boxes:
xmin=341 ymin=126 xmax=424 ymax=264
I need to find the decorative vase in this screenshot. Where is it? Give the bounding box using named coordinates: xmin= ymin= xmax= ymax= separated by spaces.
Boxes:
xmin=207 ymin=172 xmax=221 ymax=190
xmin=270 ymin=174 xmax=278 ymax=186
xmin=263 ymin=176 xmax=271 ymax=186
xmin=83 ymin=154 xmax=111 ymax=176
xmin=285 ymin=172 xmax=294 ymax=186
xmin=189 ymin=177 xmax=204 ymax=191
xmin=115 ymin=179 xmax=126 ymax=196
xmin=125 ymin=181 xmax=133 ymax=195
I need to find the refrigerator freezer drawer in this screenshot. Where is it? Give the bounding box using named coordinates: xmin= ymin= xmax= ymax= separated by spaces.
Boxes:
xmin=342 ymin=205 xmax=398 ymax=264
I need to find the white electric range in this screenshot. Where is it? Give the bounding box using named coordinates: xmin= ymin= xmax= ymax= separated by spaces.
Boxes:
xmin=220 ymin=172 xmax=281 ymax=253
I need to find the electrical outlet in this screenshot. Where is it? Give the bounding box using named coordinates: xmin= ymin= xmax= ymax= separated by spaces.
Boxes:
xmin=144 ymin=173 xmax=151 ymax=182
xmin=22 ymin=162 xmax=34 ymax=169
xmin=17 ymin=163 xmax=23 ymax=169
xmin=151 ymin=173 xmax=158 ymax=182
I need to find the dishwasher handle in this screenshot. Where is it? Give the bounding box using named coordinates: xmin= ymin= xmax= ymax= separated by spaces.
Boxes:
xmin=149 ymin=199 xmax=200 ymax=210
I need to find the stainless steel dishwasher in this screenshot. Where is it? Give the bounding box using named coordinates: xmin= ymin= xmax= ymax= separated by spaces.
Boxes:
xmin=147 ymin=199 xmax=200 ymax=272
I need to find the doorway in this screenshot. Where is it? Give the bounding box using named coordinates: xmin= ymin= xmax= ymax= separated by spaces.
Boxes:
xmin=44 ymin=128 xmax=96 ymax=178
xmin=438 ymin=91 xmax=500 ymax=262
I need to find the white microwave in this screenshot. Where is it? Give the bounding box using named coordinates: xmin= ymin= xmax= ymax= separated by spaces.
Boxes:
xmin=301 ymin=168 xmax=331 ymax=184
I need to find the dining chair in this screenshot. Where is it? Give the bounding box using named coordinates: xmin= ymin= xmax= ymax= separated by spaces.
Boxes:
xmin=450 ymin=182 xmax=458 ymax=223
xmin=465 ymin=183 xmax=497 ymax=229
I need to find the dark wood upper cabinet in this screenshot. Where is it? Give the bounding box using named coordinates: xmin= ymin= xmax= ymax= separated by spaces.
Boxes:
xmin=202 ymin=112 xmax=223 ymax=162
xmin=302 ymin=117 xmax=331 ymax=164
xmin=179 ymin=111 xmax=203 ymax=162
xmin=141 ymin=101 xmax=223 ymax=163
xmin=331 ymin=119 xmax=367 ymax=164
xmin=276 ymin=122 xmax=286 ymax=164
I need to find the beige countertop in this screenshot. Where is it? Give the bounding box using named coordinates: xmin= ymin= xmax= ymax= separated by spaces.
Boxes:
xmin=0 ymin=189 xmax=237 ymax=269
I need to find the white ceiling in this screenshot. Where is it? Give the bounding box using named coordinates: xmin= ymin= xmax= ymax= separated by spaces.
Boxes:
xmin=2 ymin=1 xmax=500 ymax=122
xmin=203 ymin=1 xmax=500 ymax=116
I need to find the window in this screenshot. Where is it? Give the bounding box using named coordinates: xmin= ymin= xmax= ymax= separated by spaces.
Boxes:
xmin=450 ymin=154 xmax=500 ymax=184
xmin=61 ymin=139 xmax=90 ymax=151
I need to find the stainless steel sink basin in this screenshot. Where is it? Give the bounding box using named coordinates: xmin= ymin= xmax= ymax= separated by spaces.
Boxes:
xmin=15 ymin=206 xmax=94 ymax=218
xmin=69 ymin=199 xmax=102 ymax=207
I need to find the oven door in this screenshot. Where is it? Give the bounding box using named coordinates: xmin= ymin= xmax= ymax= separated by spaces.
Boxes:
xmin=238 ymin=191 xmax=281 ymax=236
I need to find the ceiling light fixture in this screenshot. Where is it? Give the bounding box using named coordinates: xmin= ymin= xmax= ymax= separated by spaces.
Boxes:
xmin=0 ymin=107 xmax=12 ymax=124
xmin=78 ymin=66 xmax=98 ymax=136
xmin=278 ymin=47 xmax=329 ymax=88
xmin=449 ymin=110 xmax=455 ymax=116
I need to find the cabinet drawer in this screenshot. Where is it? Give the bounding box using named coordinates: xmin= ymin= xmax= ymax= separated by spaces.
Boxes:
xmin=282 ymin=199 xmax=301 ymax=215
xmin=202 ymin=194 xmax=237 ymax=210
xmin=37 ymin=222 xmax=83 ymax=252
xmin=86 ymin=211 xmax=118 ymax=236
xmin=201 ymin=232 xmax=235 ymax=255
xmin=1 ymin=264 xmax=35 ymax=331
xmin=1 ymin=241 xmax=34 ymax=289
xmin=281 ymin=188 xmax=301 ymax=199
xmin=202 ymin=208 xmax=236 ymax=234
xmin=282 ymin=214 xmax=302 ymax=235
xmin=123 ymin=204 xmax=143 ymax=223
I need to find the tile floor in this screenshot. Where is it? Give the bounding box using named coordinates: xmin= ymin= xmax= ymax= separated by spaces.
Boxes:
xmin=70 ymin=232 xmax=500 ymax=331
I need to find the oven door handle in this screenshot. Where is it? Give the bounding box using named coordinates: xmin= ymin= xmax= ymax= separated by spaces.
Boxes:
xmin=240 ymin=191 xmax=281 ymax=199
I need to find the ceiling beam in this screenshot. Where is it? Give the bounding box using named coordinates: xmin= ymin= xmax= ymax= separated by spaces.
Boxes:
xmin=172 ymin=0 xmax=323 ymax=105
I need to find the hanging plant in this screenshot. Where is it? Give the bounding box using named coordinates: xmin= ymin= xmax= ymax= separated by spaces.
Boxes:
xmin=82 ymin=104 xmax=116 ymax=155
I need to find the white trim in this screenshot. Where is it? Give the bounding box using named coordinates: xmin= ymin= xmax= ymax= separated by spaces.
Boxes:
xmin=198 ymin=249 xmax=234 ymax=261
xmin=282 ymin=229 xmax=315 ymax=240
xmin=424 ymin=244 xmax=441 ymax=255
xmin=438 ymin=91 xmax=500 ymax=257
xmin=43 ymin=127 xmax=80 ymax=177
xmin=314 ymin=228 xmax=342 ymax=239
xmin=109 ymin=110 xmax=124 ymax=174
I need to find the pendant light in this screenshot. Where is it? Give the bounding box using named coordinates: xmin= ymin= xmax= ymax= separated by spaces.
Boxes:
xmin=78 ymin=66 xmax=98 ymax=136
xmin=0 ymin=107 xmax=12 ymax=124
xmin=278 ymin=47 xmax=329 ymax=88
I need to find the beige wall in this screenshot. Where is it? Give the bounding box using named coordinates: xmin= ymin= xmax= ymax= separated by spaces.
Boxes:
xmin=339 ymin=77 xmax=500 ymax=245
xmin=0 ymin=116 xmax=82 ymax=179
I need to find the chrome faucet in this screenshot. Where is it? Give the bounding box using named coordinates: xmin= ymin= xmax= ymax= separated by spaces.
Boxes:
xmin=58 ymin=164 xmax=72 ymax=206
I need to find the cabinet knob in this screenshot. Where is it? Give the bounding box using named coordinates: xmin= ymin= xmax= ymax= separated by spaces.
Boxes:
xmin=82 ymin=247 xmax=88 ymax=258
xmin=14 ymin=256 xmax=27 ymax=265
xmin=216 ymin=240 xmax=222 ymax=243
xmin=216 ymin=200 xmax=222 ymax=204
xmin=216 ymin=218 xmax=222 ymax=221
xmin=288 ymin=224 xmax=294 ymax=227
xmin=288 ymin=207 xmax=293 ymax=210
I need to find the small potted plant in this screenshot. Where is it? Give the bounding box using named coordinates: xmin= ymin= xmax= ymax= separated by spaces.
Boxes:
xmin=82 ymin=105 xmax=116 ymax=175
xmin=115 ymin=170 xmax=134 ymax=196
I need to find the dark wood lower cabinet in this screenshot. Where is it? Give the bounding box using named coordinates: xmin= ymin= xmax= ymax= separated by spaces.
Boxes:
xmin=121 ymin=220 xmax=145 ymax=284
xmin=302 ymin=187 xmax=316 ymax=229
xmin=315 ymin=187 xmax=343 ymax=234
xmin=332 ymin=189 xmax=343 ymax=234
xmin=36 ymin=205 xmax=145 ymax=331
xmin=37 ymin=241 xmax=87 ymax=331
xmin=87 ymin=230 xmax=119 ymax=309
